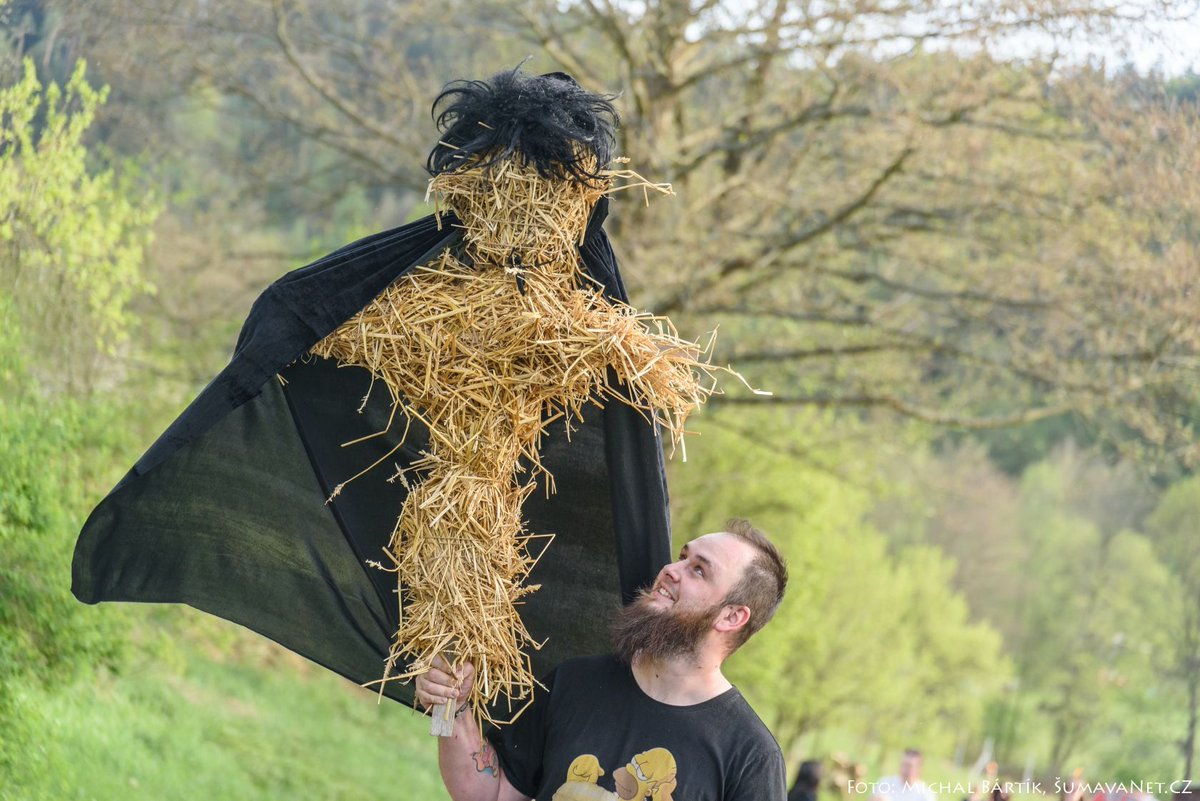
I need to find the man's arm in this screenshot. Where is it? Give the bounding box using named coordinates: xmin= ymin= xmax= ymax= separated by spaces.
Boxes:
xmin=415 ymin=658 xmax=531 ymax=801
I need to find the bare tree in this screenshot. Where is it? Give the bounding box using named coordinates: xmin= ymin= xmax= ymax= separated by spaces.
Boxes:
xmin=506 ymin=2 xmax=1200 ymax=469
xmin=46 ymin=0 xmax=1200 ymax=468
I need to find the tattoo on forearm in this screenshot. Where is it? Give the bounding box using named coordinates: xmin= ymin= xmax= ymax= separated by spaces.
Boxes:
xmin=472 ymin=742 xmax=499 ymax=779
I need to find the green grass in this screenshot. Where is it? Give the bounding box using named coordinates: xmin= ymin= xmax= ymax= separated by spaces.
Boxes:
xmin=2 ymin=622 xmax=450 ymax=801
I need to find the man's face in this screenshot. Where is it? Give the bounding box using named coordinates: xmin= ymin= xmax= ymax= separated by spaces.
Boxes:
xmin=611 ymin=532 xmax=756 ymax=662
xmin=900 ymin=753 xmax=922 ymax=782
xmin=649 ymin=532 xmax=755 ymax=615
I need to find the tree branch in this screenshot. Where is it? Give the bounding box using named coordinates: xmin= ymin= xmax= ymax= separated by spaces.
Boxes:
xmin=712 ymin=392 xmax=1074 ymax=429
xmin=270 ymin=0 xmax=408 ymax=150
xmin=656 ymin=145 xmax=914 ymax=314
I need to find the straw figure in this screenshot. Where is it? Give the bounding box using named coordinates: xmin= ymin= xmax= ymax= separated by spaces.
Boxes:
xmin=309 ymin=70 xmax=721 ymax=730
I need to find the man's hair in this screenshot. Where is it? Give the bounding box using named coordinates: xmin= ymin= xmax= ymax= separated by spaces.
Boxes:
xmin=721 ymin=518 xmax=788 ymax=650
xmin=903 ymin=748 xmax=923 ymax=759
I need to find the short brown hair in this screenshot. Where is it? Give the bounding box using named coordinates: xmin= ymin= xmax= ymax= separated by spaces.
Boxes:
xmin=721 ymin=518 xmax=788 ymax=650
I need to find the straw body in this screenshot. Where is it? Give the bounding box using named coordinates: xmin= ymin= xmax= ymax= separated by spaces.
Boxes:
xmin=311 ymin=158 xmax=716 ymax=728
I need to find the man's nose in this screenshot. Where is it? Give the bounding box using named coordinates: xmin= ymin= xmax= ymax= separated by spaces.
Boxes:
xmin=662 ymin=561 xmax=683 ymax=582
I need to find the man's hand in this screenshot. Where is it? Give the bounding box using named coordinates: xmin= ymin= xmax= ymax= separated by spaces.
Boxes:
xmin=415 ymin=655 xmax=476 ymax=713
xmin=417 ymin=657 xmax=529 ymax=801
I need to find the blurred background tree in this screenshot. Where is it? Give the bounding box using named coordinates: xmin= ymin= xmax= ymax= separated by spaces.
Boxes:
xmin=0 ymin=51 xmax=157 ymax=789
xmin=1146 ymin=477 xmax=1200 ymax=780
xmin=42 ymin=0 xmax=1200 ymax=467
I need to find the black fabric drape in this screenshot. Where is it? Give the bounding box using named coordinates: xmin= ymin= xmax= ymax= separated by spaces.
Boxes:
xmin=72 ymin=200 xmax=673 ymax=708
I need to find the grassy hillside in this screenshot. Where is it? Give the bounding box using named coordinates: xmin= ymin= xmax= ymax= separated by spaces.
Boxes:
xmin=3 ymin=613 xmax=450 ymax=801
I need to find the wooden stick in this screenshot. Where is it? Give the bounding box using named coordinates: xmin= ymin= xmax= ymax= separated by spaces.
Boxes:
xmin=430 ymin=701 xmax=455 ymax=737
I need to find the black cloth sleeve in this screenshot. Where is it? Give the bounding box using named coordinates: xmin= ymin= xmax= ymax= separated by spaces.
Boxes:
xmin=729 ymin=748 xmax=788 ymax=801
xmin=486 ymin=667 xmax=558 ymax=798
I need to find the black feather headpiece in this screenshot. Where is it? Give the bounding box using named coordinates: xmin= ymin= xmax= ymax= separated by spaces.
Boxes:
xmin=426 ymin=68 xmax=619 ymax=185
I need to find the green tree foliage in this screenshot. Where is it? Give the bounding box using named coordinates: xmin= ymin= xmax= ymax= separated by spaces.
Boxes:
xmin=0 ymin=318 xmax=138 ymax=783
xmin=1167 ymin=70 xmax=1200 ymax=104
xmin=0 ymin=57 xmax=157 ymax=390
xmin=889 ymin=445 xmax=1178 ymax=775
xmin=671 ymin=409 xmax=1009 ymax=758
xmin=1146 ymin=477 xmax=1200 ymax=780
xmin=0 ymin=54 xmax=157 ymax=781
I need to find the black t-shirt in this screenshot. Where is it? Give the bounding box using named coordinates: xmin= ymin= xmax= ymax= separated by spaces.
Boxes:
xmin=487 ymin=654 xmax=787 ymax=801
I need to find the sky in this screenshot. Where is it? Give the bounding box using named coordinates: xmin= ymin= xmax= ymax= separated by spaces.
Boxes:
xmin=1040 ymin=16 xmax=1200 ymax=76
xmin=800 ymin=2 xmax=1200 ymax=79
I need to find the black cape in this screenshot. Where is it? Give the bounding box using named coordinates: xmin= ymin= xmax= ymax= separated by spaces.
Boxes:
xmin=71 ymin=199 xmax=673 ymax=708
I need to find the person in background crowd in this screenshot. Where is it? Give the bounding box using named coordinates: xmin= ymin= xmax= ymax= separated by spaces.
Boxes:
xmin=872 ymin=749 xmax=936 ymax=801
xmin=789 ymin=759 xmax=823 ymax=801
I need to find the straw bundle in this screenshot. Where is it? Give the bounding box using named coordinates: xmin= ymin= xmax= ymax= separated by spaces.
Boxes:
xmin=310 ymin=156 xmax=717 ymax=727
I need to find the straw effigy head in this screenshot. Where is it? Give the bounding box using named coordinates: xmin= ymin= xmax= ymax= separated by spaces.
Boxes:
xmin=424 ymin=68 xmax=676 ymax=273
xmin=429 ymin=156 xmax=608 ymax=269
xmin=426 ymin=67 xmax=618 ymax=186
xmin=425 ymin=67 xmax=620 ymax=270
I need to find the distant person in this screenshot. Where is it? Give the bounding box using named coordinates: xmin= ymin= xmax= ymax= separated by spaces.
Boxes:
xmin=1061 ymin=768 xmax=1086 ymax=801
xmin=830 ymin=753 xmax=866 ymax=799
xmin=1171 ymin=785 xmax=1199 ymax=801
xmin=790 ymin=759 xmax=823 ymax=801
xmin=873 ymin=749 xmax=936 ymax=801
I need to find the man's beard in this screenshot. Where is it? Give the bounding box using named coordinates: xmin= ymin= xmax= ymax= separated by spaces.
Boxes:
xmin=610 ymin=590 xmax=722 ymax=664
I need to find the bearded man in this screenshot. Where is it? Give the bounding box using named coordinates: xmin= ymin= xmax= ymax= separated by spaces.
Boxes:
xmin=416 ymin=518 xmax=789 ymax=801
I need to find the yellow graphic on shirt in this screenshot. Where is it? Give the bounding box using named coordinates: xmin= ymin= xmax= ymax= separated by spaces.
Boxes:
xmin=614 ymin=748 xmax=677 ymax=801
xmin=552 ymin=754 xmax=616 ymax=801
xmin=552 ymin=748 xmax=678 ymax=801
xmin=568 ymin=754 xmax=605 ymax=784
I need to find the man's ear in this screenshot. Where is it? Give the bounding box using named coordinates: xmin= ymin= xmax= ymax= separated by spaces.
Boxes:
xmin=714 ymin=604 xmax=750 ymax=634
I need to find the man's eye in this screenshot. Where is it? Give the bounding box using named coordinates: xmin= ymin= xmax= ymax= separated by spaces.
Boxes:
xmin=693 ymin=565 xmax=704 ymax=576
